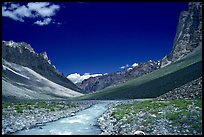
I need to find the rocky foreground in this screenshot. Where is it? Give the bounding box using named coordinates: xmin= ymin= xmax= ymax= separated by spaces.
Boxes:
xmin=98 ymin=99 xmax=202 ymax=135
xmin=97 ymin=77 xmax=202 ymax=135
xmin=2 ymin=100 xmax=97 ymax=135
xmin=158 ymin=77 xmax=202 ymax=100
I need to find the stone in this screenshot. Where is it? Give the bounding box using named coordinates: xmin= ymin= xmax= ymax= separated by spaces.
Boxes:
xmin=149 ymin=114 xmax=157 ymax=118
xmin=134 ymin=130 xmax=145 ymax=135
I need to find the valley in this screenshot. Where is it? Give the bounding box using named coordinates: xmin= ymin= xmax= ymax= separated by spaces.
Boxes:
xmin=2 ymin=2 xmax=202 ymax=135
xmin=2 ymin=98 xmax=202 ymax=135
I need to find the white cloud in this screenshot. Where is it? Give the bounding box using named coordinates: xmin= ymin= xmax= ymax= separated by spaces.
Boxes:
xmin=28 ymin=2 xmax=60 ymax=17
xmin=2 ymin=6 xmax=23 ymax=21
xmin=67 ymin=73 xmax=102 ymax=84
xmin=2 ymin=2 xmax=60 ymax=25
xmin=67 ymin=73 xmax=81 ymax=84
xmin=34 ymin=18 xmax=52 ymax=26
xmin=27 ymin=2 xmax=50 ymax=10
xmin=14 ymin=5 xmax=32 ymax=18
xmin=8 ymin=3 xmax=20 ymax=10
xmin=132 ymin=63 xmax=139 ymax=68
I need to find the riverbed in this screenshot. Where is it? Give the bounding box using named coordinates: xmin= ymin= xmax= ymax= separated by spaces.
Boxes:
xmin=12 ymin=102 xmax=109 ymax=135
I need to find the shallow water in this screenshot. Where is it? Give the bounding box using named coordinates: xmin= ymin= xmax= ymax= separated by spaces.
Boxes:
xmin=13 ymin=102 xmax=109 ymax=135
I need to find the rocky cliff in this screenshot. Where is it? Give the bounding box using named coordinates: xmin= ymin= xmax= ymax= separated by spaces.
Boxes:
xmin=161 ymin=2 xmax=202 ymax=68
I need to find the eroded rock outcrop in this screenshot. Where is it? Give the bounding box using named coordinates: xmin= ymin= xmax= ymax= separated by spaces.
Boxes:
xmin=161 ymin=2 xmax=202 ymax=68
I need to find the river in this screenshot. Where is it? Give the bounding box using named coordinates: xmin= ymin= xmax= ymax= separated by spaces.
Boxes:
xmin=13 ymin=102 xmax=109 ymax=135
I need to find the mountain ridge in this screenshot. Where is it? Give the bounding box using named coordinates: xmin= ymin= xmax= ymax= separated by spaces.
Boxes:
xmin=77 ymin=60 xmax=160 ymax=93
xmin=2 ymin=40 xmax=83 ymax=100
xmin=2 ymin=40 xmax=82 ymax=92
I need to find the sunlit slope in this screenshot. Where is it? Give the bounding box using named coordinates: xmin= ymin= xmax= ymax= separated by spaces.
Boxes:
xmin=2 ymin=60 xmax=83 ymax=101
xmin=78 ymin=49 xmax=202 ymax=100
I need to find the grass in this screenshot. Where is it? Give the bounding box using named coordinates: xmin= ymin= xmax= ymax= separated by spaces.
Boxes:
xmin=110 ymin=99 xmax=202 ymax=134
xmin=2 ymin=102 xmax=14 ymax=108
xmin=111 ymin=104 xmax=132 ymax=120
xmin=15 ymin=107 xmax=24 ymax=113
xmin=77 ymin=49 xmax=202 ymax=100
xmin=2 ymin=101 xmax=77 ymax=113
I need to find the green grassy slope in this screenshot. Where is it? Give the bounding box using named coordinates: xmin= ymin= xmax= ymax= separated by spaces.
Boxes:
xmin=77 ymin=50 xmax=202 ymax=100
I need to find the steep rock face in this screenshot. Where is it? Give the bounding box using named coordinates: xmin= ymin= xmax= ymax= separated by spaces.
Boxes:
xmin=78 ymin=60 xmax=160 ymax=93
xmin=161 ymin=2 xmax=202 ymax=68
xmin=2 ymin=40 xmax=82 ymax=92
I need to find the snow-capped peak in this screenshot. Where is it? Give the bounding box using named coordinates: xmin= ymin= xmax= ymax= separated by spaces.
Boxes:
xmin=8 ymin=40 xmax=15 ymax=46
xmin=132 ymin=63 xmax=139 ymax=68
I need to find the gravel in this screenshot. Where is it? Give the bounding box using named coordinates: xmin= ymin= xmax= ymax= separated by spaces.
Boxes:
xmin=157 ymin=77 xmax=202 ymax=100
xmin=2 ymin=100 xmax=97 ymax=135
xmin=97 ymin=99 xmax=202 ymax=135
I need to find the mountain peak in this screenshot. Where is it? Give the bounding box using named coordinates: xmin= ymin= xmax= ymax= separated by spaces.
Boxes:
xmin=2 ymin=40 xmax=35 ymax=53
xmin=2 ymin=40 xmax=82 ymax=93
xmin=161 ymin=2 xmax=202 ymax=68
xmin=40 ymin=52 xmax=48 ymax=60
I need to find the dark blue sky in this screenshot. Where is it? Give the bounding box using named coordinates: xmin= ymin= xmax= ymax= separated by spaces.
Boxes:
xmin=2 ymin=2 xmax=188 ymax=76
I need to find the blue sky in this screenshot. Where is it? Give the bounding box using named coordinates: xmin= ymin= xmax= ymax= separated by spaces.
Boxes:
xmin=2 ymin=2 xmax=188 ymax=76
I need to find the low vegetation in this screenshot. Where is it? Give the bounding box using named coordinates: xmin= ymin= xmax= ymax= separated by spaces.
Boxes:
xmin=110 ymin=99 xmax=202 ymax=134
xmin=2 ymin=101 xmax=77 ymax=113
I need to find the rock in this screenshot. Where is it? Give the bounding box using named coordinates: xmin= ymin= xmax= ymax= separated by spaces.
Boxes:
xmin=134 ymin=130 xmax=145 ymax=135
xmin=161 ymin=2 xmax=202 ymax=68
xmin=40 ymin=52 xmax=49 ymax=61
xmin=149 ymin=114 xmax=157 ymax=118
xmin=158 ymin=77 xmax=202 ymax=100
xmin=70 ymin=112 xmax=75 ymax=117
xmin=38 ymin=126 xmax=43 ymax=129
xmin=36 ymin=123 xmax=45 ymax=126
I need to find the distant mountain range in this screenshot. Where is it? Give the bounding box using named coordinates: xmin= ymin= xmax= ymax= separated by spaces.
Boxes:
xmin=77 ymin=60 xmax=160 ymax=93
xmin=76 ymin=2 xmax=202 ymax=95
xmin=2 ymin=41 xmax=83 ymax=101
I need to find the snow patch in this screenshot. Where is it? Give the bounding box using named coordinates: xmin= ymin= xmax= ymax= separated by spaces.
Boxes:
xmin=177 ymin=31 xmax=183 ymax=40
xmin=8 ymin=40 xmax=15 ymax=46
xmin=103 ymin=73 xmax=108 ymax=75
xmin=3 ymin=65 xmax=30 ymax=79
xmin=161 ymin=60 xmax=172 ymax=68
xmin=132 ymin=63 xmax=139 ymax=67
